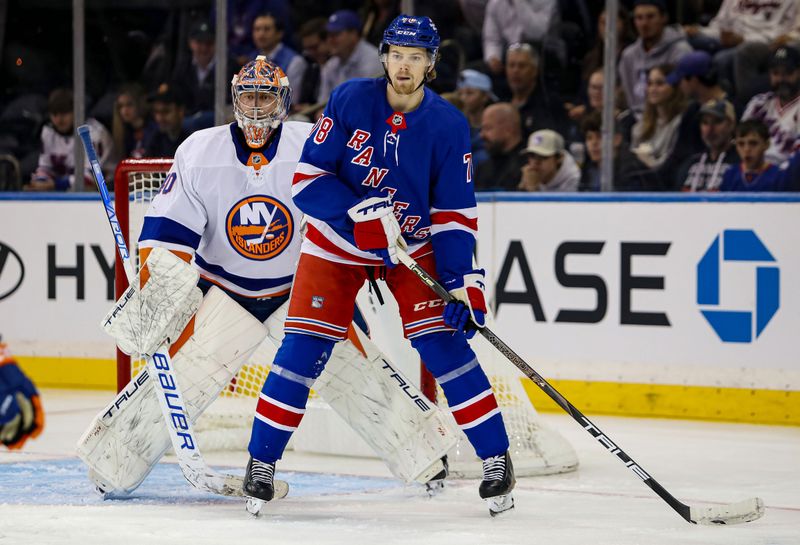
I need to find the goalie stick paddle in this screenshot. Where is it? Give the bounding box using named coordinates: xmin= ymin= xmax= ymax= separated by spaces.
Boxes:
xmin=395 ymin=248 xmax=764 ymax=525
xmin=76 ymin=125 xmax=289 ymax=501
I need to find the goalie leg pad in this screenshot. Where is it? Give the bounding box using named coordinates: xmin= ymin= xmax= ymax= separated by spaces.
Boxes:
xmin=77 ymin=286 xmax=267 ymax=495
xmin=102 ymin=248 xmax=202 ymax=356
xmin=314 ymin=326 xmax=458 ymax=484
xmin=411 ymin=332 xmax=509 ymax=460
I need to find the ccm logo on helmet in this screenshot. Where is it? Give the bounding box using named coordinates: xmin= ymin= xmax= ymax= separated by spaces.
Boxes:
xmin=226 ymin=195 xmax=294 ymax=260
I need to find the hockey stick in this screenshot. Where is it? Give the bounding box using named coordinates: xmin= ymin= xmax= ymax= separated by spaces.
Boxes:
xmin=77 ymin=125 xmax=288 ymax=499
xmin=396 ymin=248 xmax=763 ymax=525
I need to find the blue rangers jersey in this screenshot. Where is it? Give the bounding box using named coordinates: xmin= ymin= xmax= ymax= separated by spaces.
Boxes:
xmin=292 ymin=77 xmax=477 ymax=285
xmin=139 ymin=121 xmax=312 ymax=298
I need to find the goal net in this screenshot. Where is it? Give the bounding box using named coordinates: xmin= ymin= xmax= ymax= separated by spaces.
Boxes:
xmin=113 ymin=158 xmax=578 ymax=478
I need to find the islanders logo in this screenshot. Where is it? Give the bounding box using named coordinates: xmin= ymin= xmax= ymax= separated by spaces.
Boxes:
xmin=226 ymin=195 xmax=294 ymax=260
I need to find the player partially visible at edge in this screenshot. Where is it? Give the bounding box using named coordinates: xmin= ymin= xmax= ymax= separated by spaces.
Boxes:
xmin=243 ymin=14 xmax=516 ymax=516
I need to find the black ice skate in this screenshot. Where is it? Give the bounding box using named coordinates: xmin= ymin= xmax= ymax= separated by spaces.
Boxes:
xmin=425 ymin=456 xmax=449 ymax=496
xmin=243 ymin=456 xmax=276 ymax=515
xmin=479 ymin=451 xmax=516 ymax=516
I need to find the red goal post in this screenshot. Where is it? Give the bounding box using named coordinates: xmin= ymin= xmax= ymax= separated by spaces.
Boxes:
xmin=113 ymin=158 xmax=174 ymax=391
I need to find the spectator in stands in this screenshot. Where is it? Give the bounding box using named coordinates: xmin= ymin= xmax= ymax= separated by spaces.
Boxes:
xmin=252 ymin=13 xmax=307 ymax=96
xmin=618 ymin=0 xmax=692 ymax=117
xmin=675 ymin=98 xmax=739 ymax=191
xmin=26 ymin=88 xmax=114 ymax=192
xmin=317 ymin=10 xmax=382 ymax=103
xmin=171 ymin=20 xmax=239 ymax=134
xmin=683 ymin=0 xmax=797 ymax=104
xmin=630 ymin=64 xmax=687 ymax=171
xmin=216 ymin=0 xmax=292 ymax=67
xmin=456 ymin=69 xmax=496 ymax=166
xmin=565 ymin=67 xmax=637 ymax=145
xmin=720 ymin=119 xmax=790 ymax=191
xmin=143 ymin=84 xmax=190 ymax=158
xmin=581 ymin=6 xmax=636 ymax=83
xmin=482 ymin=0 xmax=561 ymax=76
xmin=293 ymin=18 xmax=331 ymax=114
xmin=741 ymin=46 xmax=800 ymax=165
xmin=112 ymin=83 xmax=157 ymax=160
xmin=733 ymin=9 xmax=800 ymax=108
xmin=579 ymin=111 xmax=655 ymax=191
xmin=519 ymin=129 xmax=580 ymax=192
xmin=655 ymin=51 xmax=722 ymax=183
xmin=361 ymin=0 xmax=401 ymax=48
xmin=475 ymin=103 xmax=526 ymax=191
xmin=502 ymin=42 xmax=570 ymax=138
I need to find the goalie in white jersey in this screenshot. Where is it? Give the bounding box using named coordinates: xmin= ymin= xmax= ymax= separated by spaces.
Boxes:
xmin=77 ymin=56 xmax=455 ymax=500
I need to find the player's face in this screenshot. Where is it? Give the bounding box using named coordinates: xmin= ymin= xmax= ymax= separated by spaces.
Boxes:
xmin=238 ymin=91 xmax=281 ymax=120
xmin=735 ymin=133 xmax=769 ymax=170
xmin=386 ymin=46 xmax=430 ymax=94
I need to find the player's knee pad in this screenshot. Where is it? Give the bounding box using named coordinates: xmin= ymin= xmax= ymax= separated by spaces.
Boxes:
xmin=272 ymin=333 xmax=335 ymax=382
xmin=410 ymin=331 xmax=476 ymax=378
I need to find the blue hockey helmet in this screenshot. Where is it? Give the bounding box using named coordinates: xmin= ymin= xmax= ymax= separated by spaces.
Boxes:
xmin=380 ymin=15 xmax=440 ymax=57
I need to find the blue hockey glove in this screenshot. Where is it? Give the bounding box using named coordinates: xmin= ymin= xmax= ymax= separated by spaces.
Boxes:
xmin=442 ymin=270 xmax=487 ymax=339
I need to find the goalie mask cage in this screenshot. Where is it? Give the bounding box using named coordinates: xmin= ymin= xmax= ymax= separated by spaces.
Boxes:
xmin=113 ymin=158 xmax=578 ymax=478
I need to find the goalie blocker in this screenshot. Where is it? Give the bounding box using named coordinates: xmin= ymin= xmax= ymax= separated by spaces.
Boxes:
xmin=78 ymin=251 xmax=455 ymax=494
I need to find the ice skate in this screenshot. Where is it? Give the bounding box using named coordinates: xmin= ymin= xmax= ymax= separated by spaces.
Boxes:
xmin=243 ymin=456 xmax=276 ymax=516
xmin=479 ymin=451 xmax=515 ymax=517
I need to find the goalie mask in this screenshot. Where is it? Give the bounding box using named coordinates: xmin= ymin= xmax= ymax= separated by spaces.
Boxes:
xmin=231 ymin=56 xmax=292 ymax=148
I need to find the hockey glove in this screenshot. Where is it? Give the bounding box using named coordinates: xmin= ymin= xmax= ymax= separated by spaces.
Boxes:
xmin=442 ymin=270 xmax=487 ymax=339
xmin=0 ymin=362 xmax=44 ymax=450
xmin=347 ymin=195 xmax=407 ymax=268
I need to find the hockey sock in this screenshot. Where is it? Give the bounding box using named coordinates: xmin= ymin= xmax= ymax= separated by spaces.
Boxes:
xmin=412 ymin=333 xmax=509 ymax=459
xmin=248 ymin=333 xmax=335 ymax=462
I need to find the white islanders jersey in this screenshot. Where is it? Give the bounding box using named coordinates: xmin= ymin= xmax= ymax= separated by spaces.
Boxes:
xmin=139 ymin=121 xmax=312 ymax=298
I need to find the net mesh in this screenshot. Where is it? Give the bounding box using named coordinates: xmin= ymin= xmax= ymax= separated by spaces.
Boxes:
xmin=116 ymin=159 xmax=578 ymax=477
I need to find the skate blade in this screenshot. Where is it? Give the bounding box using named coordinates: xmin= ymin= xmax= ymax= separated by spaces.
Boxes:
xmin=246 ymin=497 xmax=265 ymax=516
xmin=425 ymin=479 xmax=446 ymax=497
xmin=487 ymin=493 xmax=515 ymax=517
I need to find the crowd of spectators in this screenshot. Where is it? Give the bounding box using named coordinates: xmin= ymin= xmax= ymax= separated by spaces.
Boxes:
xmin=1 ymin=0 xmax=798 ymax=192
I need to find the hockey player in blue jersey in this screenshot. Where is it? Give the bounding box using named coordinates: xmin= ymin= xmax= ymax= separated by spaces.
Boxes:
xmin=244 ymin=15 xmax=516 ymax=516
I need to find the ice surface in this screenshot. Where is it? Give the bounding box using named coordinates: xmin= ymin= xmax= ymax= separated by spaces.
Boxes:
xmin=0 ymin=389 xmax=797 ymax=545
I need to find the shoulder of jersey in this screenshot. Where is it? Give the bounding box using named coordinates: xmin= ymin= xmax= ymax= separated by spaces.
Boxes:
xmin=176 ymin=124 xmax=234 ymax=161
xmin=277 ymin=120 xmax=314 ymax=159
xmin=426 ymin=90 xmax=469 ymax=129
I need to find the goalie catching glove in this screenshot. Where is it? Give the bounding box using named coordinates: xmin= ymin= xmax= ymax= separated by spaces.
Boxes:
xmin=102 ymin=248 xmax=203 ymax=356
xmin=0 ymin=342 xmax=44 ymax=450
xmin=347 ymin=195 xmax=407 ymax=267
xmin=442 ymin=270 xmax=487 ymax=339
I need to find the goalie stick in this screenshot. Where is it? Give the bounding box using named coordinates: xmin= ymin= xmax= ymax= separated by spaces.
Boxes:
xmin=395 ymin=248 xmax=764 ymax=526
xmin=77 ymin=125 xmax=288 ymax=500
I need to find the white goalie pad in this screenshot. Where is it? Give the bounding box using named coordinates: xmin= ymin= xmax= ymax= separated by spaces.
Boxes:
xmin=102 ymin=248 xmax=203 ymax=356
xmin=77 ymin=286 xmax=267 ymax=495
xmin=262 ymin=302 xmax=456 ymax=484
xmin=317 ymin=327 xmax=457 ymax=484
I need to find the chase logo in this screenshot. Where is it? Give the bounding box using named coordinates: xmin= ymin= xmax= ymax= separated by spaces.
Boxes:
xmin=697 ymin=230 xmax=779 ymax=343
xmin=226 ymin=195 xmax=293 ymax=260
